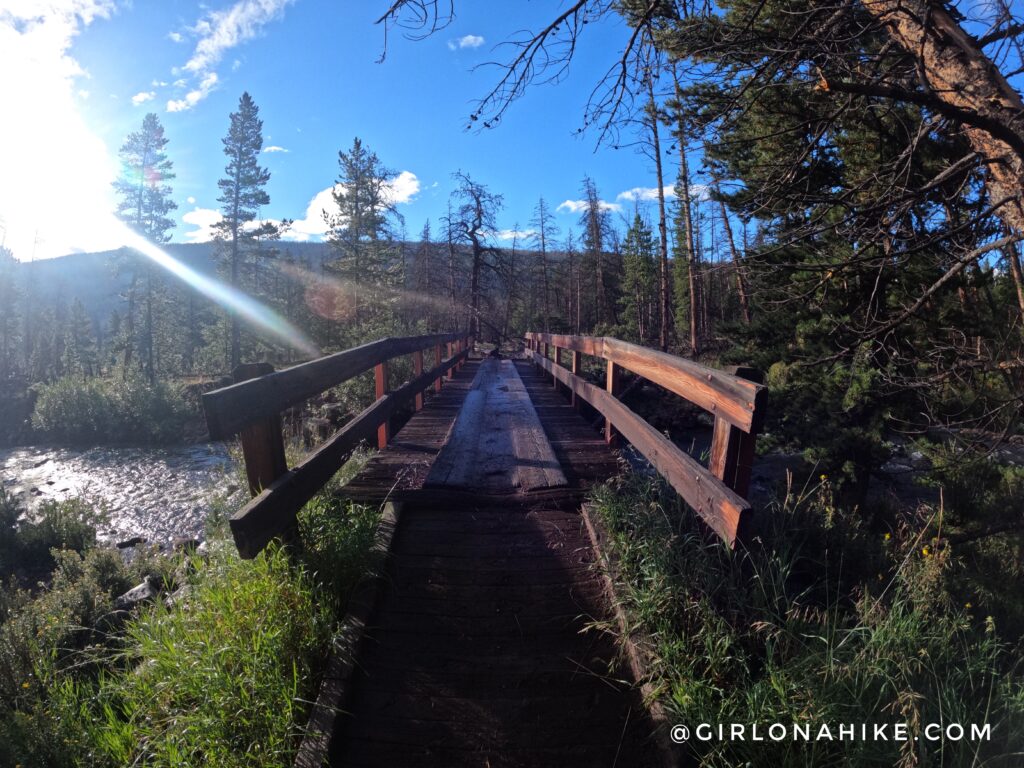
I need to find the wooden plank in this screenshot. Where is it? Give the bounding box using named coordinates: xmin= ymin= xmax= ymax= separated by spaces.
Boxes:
xmin=228 ymin=349 xmax=468 ymax=558
xmin=232 ymin=363 xmax=288 ymax=497
xmin=524 ymin=333 xmax=766 ymax=433
xmin=709 ymin=366 xmax=763 ymax=498
xmin=525 ymin=333 xmax=604 ymax=356
xmin=601 ymin=337 xmax=765 ymax=433
xmin=530 ymin=350 xmax=750 ymax=546
xmin=203 ymin=332 xmax=466 ymax=439
xmin=425 ymin=359 xmax=566 ymax=492
xmin=424 ymin=388 xmax=488 ymax=488
xmin=502 ymin=361 xmax=566 ymax=491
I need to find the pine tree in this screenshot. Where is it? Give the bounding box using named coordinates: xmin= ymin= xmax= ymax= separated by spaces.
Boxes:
xmin=619 ymin=212 xmax=658 ymax=344
xmin=529 ymin=198 xmax=559 ymax=332
xmin=216 ymin=92 xmax=272 ymax=370
xmin=63 ymin=299 xmax=98 ymax=378
xmin=0 ymin=246 xmax=21 ymax=379
xmin=113 ymin=113 xmax=177 ymax=383
xmin=325 ymin=137 xmax=403 ymax=332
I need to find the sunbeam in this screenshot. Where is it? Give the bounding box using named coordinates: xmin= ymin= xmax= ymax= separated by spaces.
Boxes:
xmin=115 ymin=222 xmax=321 ymax=359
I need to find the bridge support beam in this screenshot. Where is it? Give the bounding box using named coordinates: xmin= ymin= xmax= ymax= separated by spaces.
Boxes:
xmin=413 ymin=350 xmax=424 ymax=411
xmin=434 ymin=344 xmax=443 ymax=392
xmin=571 ymin=350 xmax=582 ymax=410
xmin=709 ymin=366 xmax=762 ymax=498
xmin=375 ymin=361 xmax=390 ymax=449
xmin=605 ymin=361 xmax=622 ymax=446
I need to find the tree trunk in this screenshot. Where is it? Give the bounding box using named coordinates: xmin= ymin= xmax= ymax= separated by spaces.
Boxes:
xmin=1005 ymin=238 xmax=1024 ymax=323
xmin=647 ymin=87 xmax=673 ymax=352
xmin=863 ymin=0 xmax=1024 ymax=234
xmin=676 ymin=112 xmax=702 ymax=355
xmin=716 ymin=191 xmax=752 ymax=325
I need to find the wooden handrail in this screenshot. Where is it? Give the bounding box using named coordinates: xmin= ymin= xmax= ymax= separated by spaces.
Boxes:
xmin=203 ymin=332 xmax=472 ymax=558
xmin=203 ymin=332 xmax=467 ymax=440
xmin=524 ymin=332 xmax=767 ymax=547
xmin=525 ymin=332 xmax=765 ymax=433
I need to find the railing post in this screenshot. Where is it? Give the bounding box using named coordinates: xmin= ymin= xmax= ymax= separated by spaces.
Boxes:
xmin=605 ymin=360 xmax=621 ymax=446
xmin=434 ymin=343 xmax=443 ymax=392
xmin=375 ymin=360 xmax=390 ymax=449
xmin=552 ymin=346 xmax=561 ymax=388
xmin=571 ymin=350 xmax=582 ymax=409
xmin=413 ymin=349 xmax=424 ymax=411
xmin=446 ymin=341 xmax=454 ymax=379
xmin=233 ymin=363 xmax=289 ymax=497
xmin=709 ymin=366 xmax=763 ymax=498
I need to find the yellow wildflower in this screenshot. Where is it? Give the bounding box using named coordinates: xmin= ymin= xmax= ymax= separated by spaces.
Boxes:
xmin=21 ymin=682 xmax=30 ymax=689
xmin=884 ymin=532 xmax=891 ymax=541
xmin=965 ymin=602 xmax=973 ymax=610
xmin=922 ymin=546 xmax=930 ymax=557
xmin=819 ymin=474 xmax=828 ymax=481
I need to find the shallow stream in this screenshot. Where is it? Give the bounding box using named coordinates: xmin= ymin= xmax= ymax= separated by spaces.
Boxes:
xmin=0 ymin=443 xmax=237 ymax=544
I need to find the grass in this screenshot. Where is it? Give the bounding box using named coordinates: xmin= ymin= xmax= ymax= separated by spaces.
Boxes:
xmin=590 ymin=470 xmax=1024 ymax=767
xmin=0 ymin=449 xmax=382 ymax=768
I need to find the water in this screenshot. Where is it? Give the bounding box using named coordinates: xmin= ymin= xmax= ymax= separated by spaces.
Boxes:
xmin=0 ymin=444 xmax=238 ymax=545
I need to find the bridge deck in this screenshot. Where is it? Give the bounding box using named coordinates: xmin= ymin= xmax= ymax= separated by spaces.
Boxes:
xmin=328 ymin=357 xmax=660 ymax=766
xmin=341 ymin=358 xmax=620 ymax=504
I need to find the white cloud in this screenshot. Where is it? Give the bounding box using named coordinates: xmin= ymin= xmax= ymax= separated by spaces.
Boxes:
xmin=286 ymin=187 xmax=335 ymax=240
xmin=283 ymin=172 xmax=421 ymax=242
xmin=0 ymin=0 xmax=133 ymax=260
xmin=617 ymin=184 xmax=709 ymax=202
xmin=496 ymin=229 xmax=536 ymax=241
xmin=454 ymin=34 xmax=484 ymax=49
xmin=167 ymin=31 xmax=184 ymax=43
xmin=77 ymin=88 xmax=89 ymax=99
xmin=387 ymin=170 xmax=420 ymax=205
xmin=131 ymin=90 xmax=156 ymax=105
xmin=165 ymin=0 xmax=293 ymax=113
xmin=166 ymin=70 xmax=218 ymax=112
xmin=186 ymin=196 xmax=196 ymax=204
xmin=181 ymin=207 xmax=223 ymax=242
xmin=617 ymin=185 xmax=676 ymax=202
xmin=152 ymin=79 xmax=168 ymax=87
xmin=183 ymin=0 xmax=293 ymax=75
xmin=262 ymin=145 xmax=289 ymax=153
xmin=556 ymin=199 xmax=621 ymax=214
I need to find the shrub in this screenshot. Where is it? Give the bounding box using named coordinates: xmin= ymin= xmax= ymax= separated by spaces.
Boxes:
xmin=0 ymin=491 xmax=99 ymax=580
xmin=31 ymin=375 xmax=188 ymax=444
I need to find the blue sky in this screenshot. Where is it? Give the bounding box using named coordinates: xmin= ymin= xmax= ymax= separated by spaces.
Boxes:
xmin=0 ymin=0 xmax=676 ymax=260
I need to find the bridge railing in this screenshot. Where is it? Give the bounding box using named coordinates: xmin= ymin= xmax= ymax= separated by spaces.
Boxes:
xmin=524 ymin=333 xmax=767 ymax=546
xmin=203 ymin=332 xmax=472 ymax=558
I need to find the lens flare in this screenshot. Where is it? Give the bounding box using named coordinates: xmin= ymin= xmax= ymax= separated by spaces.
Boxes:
xmin=277 ymin=260 xmax=454 ymax=320
xmin=115 ymin=222 xmax=321 ymax=359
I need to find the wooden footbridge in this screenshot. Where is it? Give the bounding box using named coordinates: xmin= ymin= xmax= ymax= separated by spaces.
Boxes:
xmin=202 ymin=332 xmax=766 ymax=767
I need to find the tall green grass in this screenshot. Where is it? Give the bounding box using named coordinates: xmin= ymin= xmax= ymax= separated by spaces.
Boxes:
xmin=0 ymin=451 xmax=381 ymax=768
xmin=591 ymin=472 xmax=1024 ymax=767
